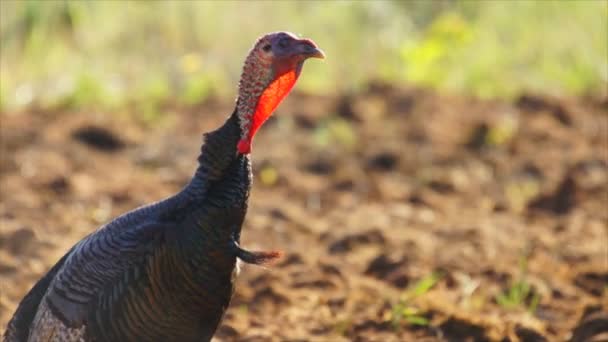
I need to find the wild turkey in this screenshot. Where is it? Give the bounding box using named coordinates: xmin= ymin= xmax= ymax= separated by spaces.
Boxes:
xmin=4 ymin=31 xmax=324 ymax=342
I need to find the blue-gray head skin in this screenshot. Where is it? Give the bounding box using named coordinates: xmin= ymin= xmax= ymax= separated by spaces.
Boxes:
xmin=236 ymin=31 xmax=325 ymax=154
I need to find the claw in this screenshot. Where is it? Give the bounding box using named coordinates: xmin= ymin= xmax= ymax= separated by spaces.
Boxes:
xmin=229 ymin=239 xmax=282 ymax=265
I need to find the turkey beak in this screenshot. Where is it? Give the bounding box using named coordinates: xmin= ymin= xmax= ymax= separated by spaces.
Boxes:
xmin=308 ymin=47 xmax=326 ymax=59
xmin=297 ymin=39 xmax=326 ymax=59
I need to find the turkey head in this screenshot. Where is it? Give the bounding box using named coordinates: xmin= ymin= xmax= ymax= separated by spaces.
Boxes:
xmin=236 ymin=31 xmax=325 ymax=154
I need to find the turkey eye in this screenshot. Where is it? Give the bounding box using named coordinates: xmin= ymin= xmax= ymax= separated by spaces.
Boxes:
xmin=278 ymin=38 xmax=289 ymax=48
xmin=262 ymin=44 xmax=271 ymax=52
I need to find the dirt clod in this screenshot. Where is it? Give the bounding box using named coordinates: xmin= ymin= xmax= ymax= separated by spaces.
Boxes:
xmin=328 ymin=229 xmax=385 ymax=254
xmin=2 ymin=228 xmax=37 ymax=255
xmin=574 ymin=272 xmax=608 ymax=297
xmin=439 ymin=318 xmax=489 ymax=342
xmin=366 ymin=152 xmax=399 ymax=172
xmin=71 ymin=125 xmax=126 ymax=152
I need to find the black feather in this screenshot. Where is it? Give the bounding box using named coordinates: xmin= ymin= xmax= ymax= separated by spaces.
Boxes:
xmin=4 ymin=108 xmax=276 ymax=342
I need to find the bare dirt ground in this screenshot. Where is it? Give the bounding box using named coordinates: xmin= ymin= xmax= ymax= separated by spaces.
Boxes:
xmin=1 ymin=84 xmax=607 ymax=341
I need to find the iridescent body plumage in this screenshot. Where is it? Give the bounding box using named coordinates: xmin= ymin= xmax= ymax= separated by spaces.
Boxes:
xmin=4 ymin=32 xmax=324 ymax=342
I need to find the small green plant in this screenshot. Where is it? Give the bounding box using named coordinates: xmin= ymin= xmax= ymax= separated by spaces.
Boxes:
xmin=60 ymin=73 xmax=107 ymax=109
xmin=391 ymin=303 xmax=429 ymax=327
xmin=180 ymin=75 xmax=215 ymax=106
xmin=486 ymin=115 xmax=518 ymax=147
xmin=496 ymin=279 xmax=540 ymax=312
xmin=496 ymin=255 xmax=540 ymax=313
xmin=313 ymin=117 xmax=358 ymax=150
xmin=334 ymin=318 xmax=352 ymax=336
xmin=133 ymin=74 xmax=171 ymax=124
xmin=505 ymin=178 xmax=541 ymax=213
xmin=238 ymin=304 xmax=249 ymax=315
xmin=391 ymin=272 xmax=441 ymax=328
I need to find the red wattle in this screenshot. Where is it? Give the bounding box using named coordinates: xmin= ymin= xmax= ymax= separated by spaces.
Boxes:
xmin=244 ymin=69 xmax=298 ymax=152
xmin=237 ymin=139 xmax=251 ymax=154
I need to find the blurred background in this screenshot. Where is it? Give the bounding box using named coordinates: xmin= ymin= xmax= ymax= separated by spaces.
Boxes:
xmin=1 ymin=1 xmax=607 ymax=341
xmin=1 ymin=0 xmax=606 ymax=112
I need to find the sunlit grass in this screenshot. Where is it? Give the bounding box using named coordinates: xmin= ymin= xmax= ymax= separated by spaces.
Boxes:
xmin=0 ymin=0 xmax=605 ymax=114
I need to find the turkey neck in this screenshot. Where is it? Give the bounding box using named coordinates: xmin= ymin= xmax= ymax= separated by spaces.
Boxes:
xmin=174 ymin=105 xmax=251 ymax=282
xmin=185 ymin=107 xmax=246 ymax=199
xmin=181 ymin=104 xmax=252 ymax=245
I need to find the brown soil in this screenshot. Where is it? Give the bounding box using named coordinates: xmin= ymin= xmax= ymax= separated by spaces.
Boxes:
xmin=1 ymin=84 xmax=607 ymax=341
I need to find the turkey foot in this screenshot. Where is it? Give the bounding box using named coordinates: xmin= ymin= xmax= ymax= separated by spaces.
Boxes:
xmin=229 ymin=238 xmax=282 ymax=265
